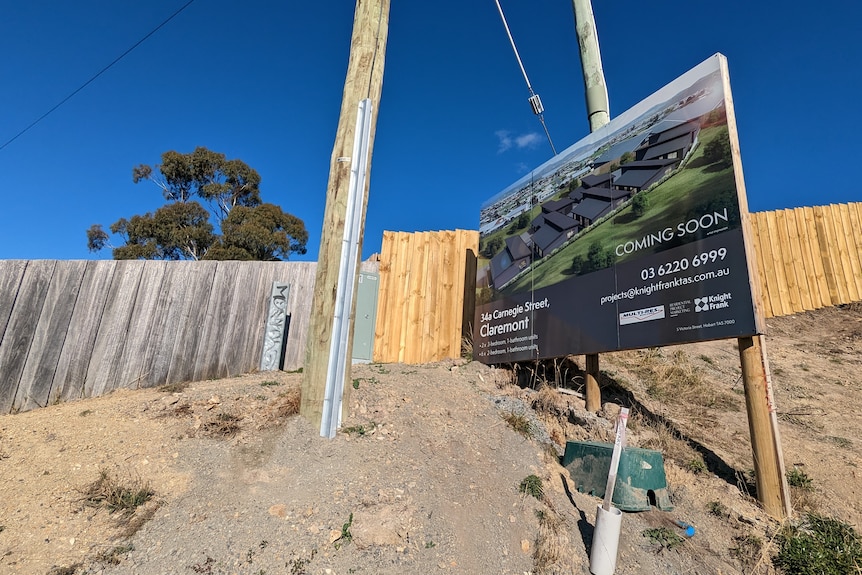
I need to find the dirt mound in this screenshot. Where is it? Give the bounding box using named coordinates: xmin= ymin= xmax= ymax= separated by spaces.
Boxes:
xmin=1 ymin=305 xmax=860 ymax=574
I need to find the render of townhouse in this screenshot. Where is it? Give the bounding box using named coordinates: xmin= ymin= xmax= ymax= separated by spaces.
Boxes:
xmin=485 ymin=120 xmax=701 ymax=290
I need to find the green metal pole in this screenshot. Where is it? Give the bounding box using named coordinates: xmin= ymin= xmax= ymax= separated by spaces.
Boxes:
xmin=572 ymin=0 xmax=609 ymax=411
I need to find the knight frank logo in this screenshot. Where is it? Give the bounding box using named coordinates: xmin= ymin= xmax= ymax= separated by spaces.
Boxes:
xmin=695 ymin=292 xmax=732 ymax=312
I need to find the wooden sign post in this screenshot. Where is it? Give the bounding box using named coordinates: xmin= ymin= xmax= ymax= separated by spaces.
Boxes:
xmin=739 ymin=335 xmax=792 ymax=518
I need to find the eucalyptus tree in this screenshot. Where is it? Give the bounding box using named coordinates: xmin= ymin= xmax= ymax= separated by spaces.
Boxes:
xmin=87 ymin=147 xmax=307 ymax=261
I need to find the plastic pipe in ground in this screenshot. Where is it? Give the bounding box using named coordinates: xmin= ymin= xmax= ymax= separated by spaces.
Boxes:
xmin=590 ymin=504 xmax=622 ymax=575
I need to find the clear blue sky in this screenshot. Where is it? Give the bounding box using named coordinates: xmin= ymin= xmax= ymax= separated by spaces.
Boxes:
xmin=2 ymin=1 xmax=859 ymax=261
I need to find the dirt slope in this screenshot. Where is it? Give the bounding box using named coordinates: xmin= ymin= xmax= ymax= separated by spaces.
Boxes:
xmin=0 ymin=305 xmax=860 ymax=575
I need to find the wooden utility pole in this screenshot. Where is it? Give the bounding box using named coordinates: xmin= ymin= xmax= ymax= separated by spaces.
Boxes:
xmin=572 ymin=0 xmax=609 ymax=412
xmin=739 ymin=336 xmax=791 ymax=518
xmin=572 ymin=0 xmax=609 ymax=133
xmin=301 ymin=0 xmax=390 ymax=431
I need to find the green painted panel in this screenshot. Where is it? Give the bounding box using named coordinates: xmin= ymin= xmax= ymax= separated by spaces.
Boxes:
xmin=352 ymin=272 xmax=379 ymax=362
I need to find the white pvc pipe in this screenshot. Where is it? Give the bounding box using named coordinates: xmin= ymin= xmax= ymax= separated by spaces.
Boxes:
xmin=590 ymin=504 xmax=622 ymax=575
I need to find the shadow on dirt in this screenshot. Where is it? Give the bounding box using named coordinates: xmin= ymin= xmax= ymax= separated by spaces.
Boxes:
xmin=506 ymin=358 xmax=750 ymax=497
xmin=560 ymin=472 xmax=593 ymax=556
xmin=598 ymin=371 xmax=748 ymax=494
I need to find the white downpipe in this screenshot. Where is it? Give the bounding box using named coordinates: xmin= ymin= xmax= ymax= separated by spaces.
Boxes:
xmin=321 ymin=98 xmax=373 ymax=439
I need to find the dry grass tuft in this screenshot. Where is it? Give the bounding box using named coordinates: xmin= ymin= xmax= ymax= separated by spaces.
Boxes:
xmin=502 ymin=411 xmax=533 ymax=438
xmin=172 ymin=403 xmax=192 ymax=416
xmin=548 ymin=426 xmax=565 ymax=447
xmin=94 ymin=543 xmax=135 ymax=565
xmin=266 ymin=384 xmax=301 ymax=420
xmin=789 ymin=485 xmax=820 ymax=515
xmin=81 ymin=469 xmax=154 ymax=515
xmin=461 ymin=331 xmax=474 ymax=361
xmin=531 ymin=385 xmax=566 ymax=416
xmin=730 ymin=533 xmax=766 ymax=569
xmin=201 ymin=411 xmax=243 ymax=438
xmin=707 ymin=500 xmax=730 ymax=518
xmin=845 ymin=301 xmax=862 ymax=313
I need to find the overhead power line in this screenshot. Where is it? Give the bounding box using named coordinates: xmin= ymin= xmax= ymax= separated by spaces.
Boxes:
xmin=493 ymin=0 xmax=557 ymax=155
xmin=0 ymin=0 xmax=197 ymax=152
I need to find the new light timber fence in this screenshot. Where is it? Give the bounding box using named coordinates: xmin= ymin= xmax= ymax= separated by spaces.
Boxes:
xmin=372 ymin=229 xmax=479 ymax=364
xmin=0 ymin=260 xmax=327 ymax=414
xmin=750 ymin=202 xmax=862 ymax=318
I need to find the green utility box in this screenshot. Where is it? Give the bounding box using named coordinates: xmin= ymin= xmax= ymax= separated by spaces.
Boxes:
xmin=352 ymin=272 xmax=379 ymax=363
xmin=562 ymin=441 xmax=673 ymax=512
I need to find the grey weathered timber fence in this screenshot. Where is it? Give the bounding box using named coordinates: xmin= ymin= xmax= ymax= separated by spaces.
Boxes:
xmin=0 ymin=260 xmax=342 ymax=414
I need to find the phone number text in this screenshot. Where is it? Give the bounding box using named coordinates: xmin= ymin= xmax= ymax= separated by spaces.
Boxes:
xmin=641 ymin=247 xmax=727 ymax=280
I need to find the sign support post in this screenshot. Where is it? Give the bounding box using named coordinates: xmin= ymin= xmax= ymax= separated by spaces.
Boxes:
xmin=584 ymin=354 xmax=601 ymax=412
xmin=738 ymin=335 xmax=791 ymax=519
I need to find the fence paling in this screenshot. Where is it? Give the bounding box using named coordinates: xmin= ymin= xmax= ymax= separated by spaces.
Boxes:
xmin=0 ymin=261 xmax=55 ymax=413
xmin=814 ymin=206 xmax=846 ymax=305
xmin=767 ymin=210 xmax=794 ymax=315
xmin=373 ymin=232 xmax=394 ymax=362
xmin=837 ymin=204 xmax=861 ymax=302
xmin=803 ymin=206 xmax=830 ymax=309
xmin=408 ymin=232 xmax=430 ymax=364
xmin=757 ymin=212 xmax=783 ymax=318
xmin=421 ymin=232 xmax=441 ymax=362
xmin=822 ymin=204 xmax=846 ymax=304
xmin=791 ymin=207 xmax=817 ymax=310
xmin=749 ymin=213 xmax=772 ymax=318
xmin=785 ymin=209 xmax=811 ymax=311
xmin=777 ymin=209 xmax=804 ymax=313
xmin=438 ymin=231 xmax=457 ymax=361
xmin=16 ymin=262 xmax=85 ymax=410
xmin=850 ymin=204 xmax=862 ymax=296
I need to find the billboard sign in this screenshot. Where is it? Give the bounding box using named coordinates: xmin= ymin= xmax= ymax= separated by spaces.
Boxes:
xmin=474 ymin=54 xmax=764 ymax=363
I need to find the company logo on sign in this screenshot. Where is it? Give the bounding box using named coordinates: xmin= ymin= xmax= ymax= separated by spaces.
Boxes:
xmin=695 ymin=293 xmax=732 ymax=312
xmin=619 ymin=305 xmax=666 ymax=326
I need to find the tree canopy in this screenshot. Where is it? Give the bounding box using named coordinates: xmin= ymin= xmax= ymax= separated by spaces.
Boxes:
xmin=87 ymin=147 xmax=308 ymax=261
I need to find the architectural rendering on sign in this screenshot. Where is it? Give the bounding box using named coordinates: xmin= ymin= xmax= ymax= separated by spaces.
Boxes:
xmin=475 ymin=54 xmax=763 ymax=363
